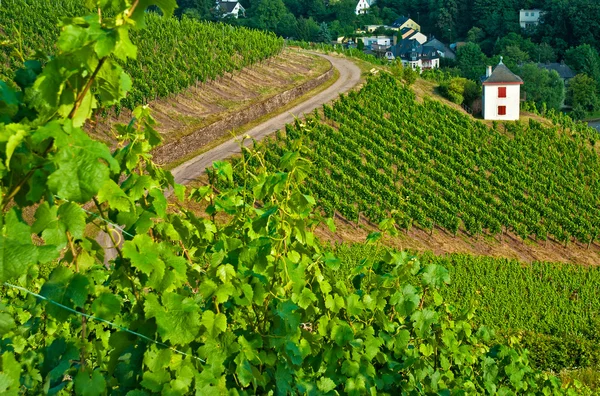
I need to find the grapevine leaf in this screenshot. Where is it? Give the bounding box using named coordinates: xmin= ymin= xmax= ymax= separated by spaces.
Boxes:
xmin=40 ymin=267 xmax=90 ymax=320
xmin=216 ymin=264 xmax=236 ymax=284
xmin=67 ymin=273 xmax=90 ymax=308
xmin=32 ymin=202 xmax=86 ymax=251
xmin=47 ymin=124 xmax=118 ymax=202
xmin=4 ymin=124 xmax=28 ymax=169
xmin=201 ymin=311 xmax=227 ymax=337
xmin=275 ymin=364 xmax=294 ymax=396
xmin=123 ymin=234 xmax=164 ymax=279
xmin=141 ymin=369 xmax=169 ymax=392
xmin=411 ymin=309 xmax=438 ymax=338
xmin=275 ymin=300 xmax=300 ymax=330
xmin=422 ymin=265 xmax=450 ymax=288
xmin=97 ymin=179 xmax=132 ymax=212
xmin=297 ymin=287 xmax=317 ymax=310
xmin=74 ymin=369 xmax=106 ymax=396
xmin=346 ymin=294 xmax=364 ymax=316
xmin=0 ymin=209 xmax=39 ymax=282
xmin=331 ymin=321 xmax=354 ymax=346
xmin=212 ymin=161 xmax=233 ymax=183
xmin=94 ymin=30 xmax=117 ymax=58
xmin=0 ymin=352 xmax=20 ymax=394
xmin=0 ymin=82 xmax=19 ymax=121
xmin=91 ymin=293 xmax=122 ymax=321
xmin=95 ymin=61 xmax=132 ymax=106
xmin=317 ymin=377 xmax=336 ymax=392
xmin=129 ymin=0 xmax=177 ymax=29
xmin=114 ymin=27 xmax=137 ymax=61
xmin=390 ymin=284 xmax=420 ymax=317
xmin=144 ymin=293 xmax=200 ymax=345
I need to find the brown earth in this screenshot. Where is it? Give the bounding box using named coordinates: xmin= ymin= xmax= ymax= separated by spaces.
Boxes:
xmin=88 ymin=49 xmax=330 ymax=148
xmin=314 ymin=215 xmax=600 ymax=266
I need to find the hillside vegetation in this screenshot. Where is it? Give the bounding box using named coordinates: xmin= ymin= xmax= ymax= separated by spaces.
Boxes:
xmin=0 ymin=0 xmax=283 ymax=111
xmin=1 ymin=1 xmax=582 ymax=393
xmin=336 ymin=244 xmax=600 ymax=375
xmin=242 ymin=73 xmax=600 ymax=248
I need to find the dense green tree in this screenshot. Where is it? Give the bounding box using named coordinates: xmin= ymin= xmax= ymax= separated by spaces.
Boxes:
xmin=567 ymin=74 xmax=599 ymax=114
xmin=296 ymin=16 xmax=320 ymax=41
xmin=331 ymin=0 xmax=357 ymax=34
xmin=519 ymin=63 xmax=565 ymax=110
xmin=276 ymin=13 xmax=299 ymax=38
xmin=503 ymin=45 xmax=530 ymax=69
xmin=456 ymin=42 xmax=487 ymax=81
xmin=402 ymin=64 xmax=418 ymax=86
xmin=537 ymin=0 xmax=600 ymax=52
xmin=564 ymin=44 xmax=600 ymax=87
xmin=249 ymin=0 xmax=290 ymax=31
xmin=536 ymin=42 xmax=557 ymax=63
xmin=317 ymin=22 xmax=332 ymax=43
xmin=466 ymin=27 xmax=485 ymax=43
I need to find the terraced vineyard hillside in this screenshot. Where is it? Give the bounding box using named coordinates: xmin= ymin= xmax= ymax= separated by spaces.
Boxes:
xmin=245 ymin=73 xmax=600 ymax=249
xmin=0 ymin=0 xmax=283 ymax=111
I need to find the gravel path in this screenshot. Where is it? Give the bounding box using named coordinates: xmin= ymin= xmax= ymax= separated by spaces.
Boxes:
xmin=171 ymin=53 xmax=362 ymax=185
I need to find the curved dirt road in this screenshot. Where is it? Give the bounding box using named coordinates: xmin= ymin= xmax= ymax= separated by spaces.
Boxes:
xmin=171 ymin=53 xmax=362 ymax=185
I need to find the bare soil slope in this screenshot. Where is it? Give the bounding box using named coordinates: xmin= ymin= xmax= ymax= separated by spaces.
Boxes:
xmin=90 ymin=50 xmax=330 ymax=145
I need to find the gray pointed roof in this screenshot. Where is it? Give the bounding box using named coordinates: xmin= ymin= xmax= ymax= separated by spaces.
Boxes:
xmin=483 ymin=61 xmax=523 ymax=84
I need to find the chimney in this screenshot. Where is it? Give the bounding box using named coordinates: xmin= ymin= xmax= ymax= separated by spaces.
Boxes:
xmin=486 ymin=66 xmax=492 ymax=78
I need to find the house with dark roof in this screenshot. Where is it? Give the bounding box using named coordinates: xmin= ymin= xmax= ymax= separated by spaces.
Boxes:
xmin=390 ymin=16 xmax=420 ymax=32
xmin=537 ymin=62 xmax=576 ymax=82
xmin=421 ymin=38 xmax=455 ymax=60
xmin=217 ymin=0 xmax=245 ymax=18
xmin=385 ymin=39 xmax=440 ymax=71
xmin=482 ymin=58 xmax=524 ymax=120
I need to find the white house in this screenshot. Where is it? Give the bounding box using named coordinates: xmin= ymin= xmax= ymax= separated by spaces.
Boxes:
xmin=355 ymin=0 xmax=375 ymax=15
xmin=482 ymin=58 xmax=523 ymax=121
xmin=358 ymin=36 xmax=392 ymax=49
xmin=519 ymin=9 xmax=542 ymax=29
xmin=217 ymin=0 xmax=245 ymax=18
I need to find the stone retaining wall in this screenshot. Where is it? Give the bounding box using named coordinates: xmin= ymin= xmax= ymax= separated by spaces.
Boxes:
xmin=153 ymin=63 xmax=334 ymax=165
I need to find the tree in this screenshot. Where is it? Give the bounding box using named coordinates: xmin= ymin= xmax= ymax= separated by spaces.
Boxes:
xmin=317 ymin=22 xmax=332 ymax=43
xmin=463 ymin=79 xmax=481 ymax=106
xmin=567 ymin=73 xmax=599 ymax=114
xmin=296 ymin=16 xmax=320 ymax=41
xmin=456 ymin=42 xmax=487 ymax=81
xmin=564 ymin=44 xmax=600 ymax=86
xmin=502 ymin=45 xmax=530 ymax=69
xmin=249 ymin=0 xmax=289 ymax=31
xmin=276 ymin=13 xmax=298 ymax=38
xmin=535 ymin=43 xmax=557 ymax=63
xmin=466 ymin=27 xmax=485 ymax=43
xmin=439 ymin=77 xmax=476 ymax=104
xmin=402 ymin=65 xmax=418 ymax=86
xmin=519 ymin=63 xmax=565 ymax=111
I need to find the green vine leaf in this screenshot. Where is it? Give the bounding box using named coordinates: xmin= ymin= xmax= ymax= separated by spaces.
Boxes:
xmin=0 ymin=209 xmax=39 ymax=282
xmin=144 ymin=293 xmax=201 ymax=345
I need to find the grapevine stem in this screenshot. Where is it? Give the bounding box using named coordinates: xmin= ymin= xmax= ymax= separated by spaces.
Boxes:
xmin=67 ymin=231 xmax=79 ymax=272
xmin=81 ymin=314 xmax=87 ymax=371
xmin=68 ymin=57 xmax=106 ymax=119
xmin=93 ymin=197 xmax=123 ymax=260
